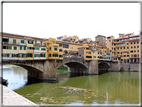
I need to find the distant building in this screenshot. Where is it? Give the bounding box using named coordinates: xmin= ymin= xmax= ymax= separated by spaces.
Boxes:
xmin=76 ymin=38 xmax=92 ymax=44
xmin=57 ymin=35 xmax=79 ymax=43
xmin=95 ymin=35 xmax=107 ymax=48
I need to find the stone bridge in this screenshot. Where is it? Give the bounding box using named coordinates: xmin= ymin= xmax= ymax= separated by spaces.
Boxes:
xmin=2 ymin=58 xmax=120 ymax=80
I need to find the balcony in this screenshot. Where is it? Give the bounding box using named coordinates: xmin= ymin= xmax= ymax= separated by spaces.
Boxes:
xmin=3 ymin=42 xmax=9 ymax=44
xmin=18 ymin=43 xmax=26 ymax=46
xmin=34 ymin=43 xmax=46 ymax=47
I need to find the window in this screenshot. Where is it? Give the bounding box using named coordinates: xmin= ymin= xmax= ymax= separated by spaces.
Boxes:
xmin=117 ymin=52 xmax=119 ymax=54
xmin=86 ymin=52 xmax=91 ymax=54
xmin=127 ymin=43 xmax=129 ymax=45
xmin=86 ymin=56 xmax=92 ymax=58
xmin=34 ymin=48 xmax=39 ymax=50
xmin=131 ymin=42 xmax=132 ymax=44
xmin=117 ymin=48 xmax=119 ymax=50
xmin=127 ymin=47 xmax=129 ymax=49
xmin=127 ymin=55 xmax=129 ymax=57
xmin=134 ymin=50 xmax=136 ymax=52
xmin=134 ymin=42 xmax=135 ymax=44
xmin=28 ymin=40 xmax=33 ymax=44
xmin=134 ymin=46 xmax=136 ymax=48
xmin=27 ymin=47 xmax=34 ymax=49
xmin=49 ymin=54 xmax=51 ymax=57
xmin=120 ymin=47 xmax=122 ymax=49
xmin=41 ymin=48 xmax=46 ymax=51
xmin=86 ymin=48 xmax=89 ymax=50
xmin=117 ymin=44 xmax=125 ymax=46
xmin=63 ymin=44 xmax=69 ymax=48
xmin=137 ymin=42 xmax=139 ymax=44
xmin=137 ymin=50 xmax=139 ymax=52
xmin=13 ymin=39 xmax=16 ymax=44
xmin=3 ymin=46 xmax=7 ymax=49
xmin=59 ymin=49 xmax=62 ymax=52
xmin=21 ymin=40 xmax=24 ymax=43
xmin=59 ymin=55 xmax=63 ymax=57
xmin=3 ymin=38 xmax=9 ymax=42
xmin=13 ymin=54 xmax=18 ymax=57
xmin=3 ymin=46 xmax=12 ymax=50
xmin=131 ymin=46 xmax=133 ymax=49
xmin=124 ymin=47 xmax=125 ymax=49
xmin=59 ymin=44 xmax=62 ymax=47
xmin=131 ymin=51 xmax=133 ymax=53
xmin=41 ymin=53 xmax=45 ymax=57
xmin=18 ymin=53 xmax=23 ymax=58
xmin=93 ymin=56 xmax=96 ymax=58
xmin=27 ymin=53 xmax=33 ymax=57
xmin=14 ymin=46 xmax=17 ymax=50
xmin=137 ymin=46 xmax=139 ymax=48
xmin=24 ymin=47 xmax=26 ymax=50
xmin=20 ymin=46 xmax=22 ymax=50
xmin=124 ymin=55 xmax=126 ymax=57
xmin=50 ymin=47 xmax=51 ymax=50
xmin=54 ymin=48 xmax=57 ymax=51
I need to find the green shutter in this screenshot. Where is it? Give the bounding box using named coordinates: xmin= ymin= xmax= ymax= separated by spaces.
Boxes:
xmin=2 ymin=53 xmax=3 ymax=57
xmin=44 ymin=54 xmax=45 ymax=57
xmin=38 ymin=54 xmax=40 ymax=57
xmin=34 ymin=54 xmax=36 ymax=57
xmin=26 ymin=54 xmax=27 ymax=58
xmin=14 ymin=46 xmax=17 ymax=50
xmin=18 ymin=53 xmax=20 ymax=58
xmin=7 ymin=54 xmax=9 ymax=57
xmin=24 ymin=47 xmax=26 ymax=50
xmin=13 ymin=39 xmax=16 ymax=44
xmin=21 ymin=40 xmax=24 ymax=43
xmin=20 ymin=46 xmax=22 ymax=50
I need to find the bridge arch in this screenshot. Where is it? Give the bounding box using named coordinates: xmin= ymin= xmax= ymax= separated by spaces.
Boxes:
xmin=4 ymin=63 xmax=43 ymax=78
xmin=56 ymin=61 xmax=88 ymax=74
xmin=98 ymin=62 xmax=110 ymax=74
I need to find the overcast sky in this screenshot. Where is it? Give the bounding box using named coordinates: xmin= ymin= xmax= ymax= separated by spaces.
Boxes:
xmin=3 ymin=3 xmax=140 ymax=41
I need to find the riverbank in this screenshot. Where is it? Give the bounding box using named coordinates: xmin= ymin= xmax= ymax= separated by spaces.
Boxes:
xmin=2 ymin=84 xmax=38 ymax=106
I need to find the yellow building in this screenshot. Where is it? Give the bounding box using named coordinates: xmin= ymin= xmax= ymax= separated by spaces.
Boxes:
xmin=44 ymin=38 xmax=59 ymax=59
xmin=108 ymin=33 xmax=140 ymax=63
xmin=56 ymin=41 xmax=82 ymax=58
xmin=78 ymin=46 xmax=92 ymax=60
xmin=26 ymin=38 xmax=34 ymax=60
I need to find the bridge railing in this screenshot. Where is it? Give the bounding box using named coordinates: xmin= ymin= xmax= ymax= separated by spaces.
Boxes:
xmin=63 ymin=57 xmax=85 ymax=64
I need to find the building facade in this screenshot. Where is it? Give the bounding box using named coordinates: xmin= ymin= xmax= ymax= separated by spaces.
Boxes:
xmin=108 ymin=33 xmax=140 ymax=63
xmin=95 ymin=35 xmax=107 ymax=48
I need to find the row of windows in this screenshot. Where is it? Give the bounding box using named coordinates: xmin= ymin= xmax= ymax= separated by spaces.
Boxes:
xmin=2 ymin=53 xmax=46 ymax=58
xmin=34 ymin=54 xmax=46 ymax=57
xmin=3 ymin=46 xmax=46 ymax=51
xmin=49 ymin=54 xmax=59 ymax=57
xmin=3 ymin=46 xmax=26 ymax=50
xmin=3 ymin=38 xmax=25 ymax=44
xmin=116 ymin=46 xmax=139 ymax=50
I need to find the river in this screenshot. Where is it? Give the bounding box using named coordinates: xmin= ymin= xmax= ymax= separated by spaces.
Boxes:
xmin=2 ymin=65 xmax=139 ymax=105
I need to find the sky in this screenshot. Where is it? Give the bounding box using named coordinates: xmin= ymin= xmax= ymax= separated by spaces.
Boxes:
xmin=3 ymin=3 xmax=140 ymax=41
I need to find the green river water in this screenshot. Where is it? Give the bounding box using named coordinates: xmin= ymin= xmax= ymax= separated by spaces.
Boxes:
xmin=14 ymin=71 xmax=139 ymax=105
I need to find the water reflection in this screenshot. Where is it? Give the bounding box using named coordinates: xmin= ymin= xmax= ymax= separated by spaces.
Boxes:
xmin=2 ymin=65 xmax=139 ymax=105
xmin=3 ymin=65 xmax=27 ymax=90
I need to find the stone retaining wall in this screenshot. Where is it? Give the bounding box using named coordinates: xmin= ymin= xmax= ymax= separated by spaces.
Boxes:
xmin=121 ymin=63 xmax=140 ymax=72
